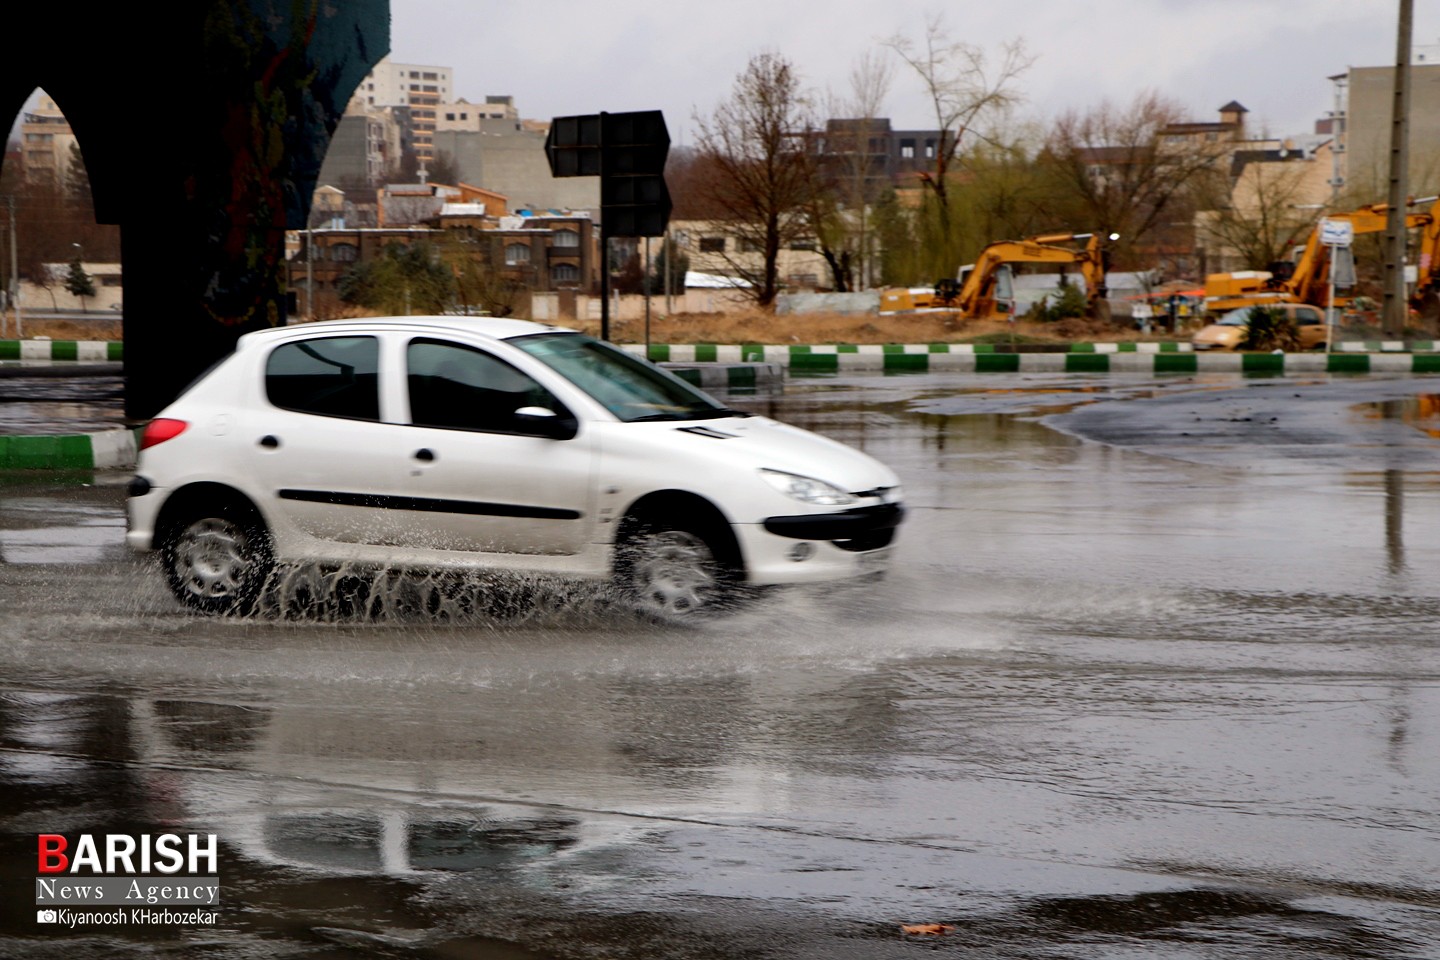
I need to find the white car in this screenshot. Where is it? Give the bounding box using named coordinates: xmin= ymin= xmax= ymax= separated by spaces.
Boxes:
xmin=126 ymin=317 xmax=903 ymax=619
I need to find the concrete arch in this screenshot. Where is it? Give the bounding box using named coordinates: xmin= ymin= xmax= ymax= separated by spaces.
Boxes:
xmin=1 ymin=2 xmax=389 ymax=417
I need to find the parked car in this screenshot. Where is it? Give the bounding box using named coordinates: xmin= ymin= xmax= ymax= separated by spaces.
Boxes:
xmin=126 ymin=317 xmax=904 ymax=619
xmin=1191 ymin=303 xmax=1329 ymax=351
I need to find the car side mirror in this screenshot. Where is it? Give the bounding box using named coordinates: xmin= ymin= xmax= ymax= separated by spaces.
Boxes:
xmin=514 ymin=406 xmax=578 ymax=440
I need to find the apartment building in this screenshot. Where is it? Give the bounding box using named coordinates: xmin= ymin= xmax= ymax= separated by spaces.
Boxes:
xmin=352 ymin=57 xmax=454 ymax=163
xmin=1342 ymin=60 xmax=1440 ymax=193
xmin=18 ymin=93 xmax=78 ymax=185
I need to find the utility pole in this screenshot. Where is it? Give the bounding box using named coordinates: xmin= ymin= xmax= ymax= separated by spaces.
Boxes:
xmin=7 ymin=196 xmax=19 ymax=340
xmin=306 ymin=226 xmax=314 ymax=320
xmin=1381 ymin=0 xmax=1414 ymax=336
xmin=1327 ymin=73 xmax=1348 ymax=207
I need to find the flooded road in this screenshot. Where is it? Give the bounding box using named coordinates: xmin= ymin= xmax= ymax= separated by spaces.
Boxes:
xmin=2 ymin=370 xmax=1439 ymax=958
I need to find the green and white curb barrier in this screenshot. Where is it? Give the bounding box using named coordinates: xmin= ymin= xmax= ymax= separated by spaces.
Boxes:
xmin=0 ymin=340 xmax=122 ymax=362
xmin=661 ymin=362 xmax=785 ymax=390
xmin=0 ymin=428 xmax=138 ymax=471
xmin=628 ymin=341 xmax=1194 ymax=365
xmin=1336 ymin=340 xmax=1439 ymax=352
xmin=626 ymin=343 xmax=1440 ymax=375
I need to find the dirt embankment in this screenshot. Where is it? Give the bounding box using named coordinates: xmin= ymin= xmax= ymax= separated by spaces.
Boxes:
xmin=585 ymin=309 xmax=1163 ymax=345
xmin=10 ymin=310 xmax=1170 ymax=346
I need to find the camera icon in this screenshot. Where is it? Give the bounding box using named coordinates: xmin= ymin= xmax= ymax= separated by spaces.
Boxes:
xmin=36 ymin=910 xmax=57 ymax=924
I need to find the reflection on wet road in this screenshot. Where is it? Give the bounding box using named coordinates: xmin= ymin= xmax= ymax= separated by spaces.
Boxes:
xmin=2 ymin=371 xmax=1439 ymax=958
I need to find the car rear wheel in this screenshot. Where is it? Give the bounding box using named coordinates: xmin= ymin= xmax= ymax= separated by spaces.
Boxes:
xmin=616 ymin=521 xmax=740 ymax=621
xmin=161 ymin=506 xmax=273 ymax=615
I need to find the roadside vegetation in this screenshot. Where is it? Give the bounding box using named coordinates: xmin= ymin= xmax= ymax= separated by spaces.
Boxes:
xmin=1238 ymin=306 xmax=1301 ymax=351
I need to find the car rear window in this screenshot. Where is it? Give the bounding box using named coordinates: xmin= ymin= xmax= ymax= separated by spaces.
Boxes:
xmin=266 ymin=336 xmax=380 ymax=420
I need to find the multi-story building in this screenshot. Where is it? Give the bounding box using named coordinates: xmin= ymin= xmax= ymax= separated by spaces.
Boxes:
xmin=318 ymin=100 xmax=403 ymax=193
xmin=436 ymin=95 xmax=520 ymax=133
xmin=1340 ymin=59 xmax=1440 ymax=195
xmin=19 ymin=93 xmax=78 ymax=186
xmin=351 ymin=57 xmax=454 ymax=164
xmin=482 ymin=214 xmax=597 ymax=293
xmin=810 ymin=118 xmax=949 ymax=193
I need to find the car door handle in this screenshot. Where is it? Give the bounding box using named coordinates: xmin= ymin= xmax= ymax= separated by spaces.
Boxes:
xmin=413 ymin=448 xmax=436 ymax=462
xmin=258 ymin=435 xmax=280 ymax=449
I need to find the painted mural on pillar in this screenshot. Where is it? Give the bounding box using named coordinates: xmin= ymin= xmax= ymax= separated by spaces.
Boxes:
xmin=195 ymin=0 xmax=386 ymax=328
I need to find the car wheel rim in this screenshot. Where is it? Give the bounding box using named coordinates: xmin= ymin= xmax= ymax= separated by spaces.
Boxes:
xmin=631 ymin=530 xmax=719 ymax=617
xmin=173 ymin=518 xmax=252 ymax=600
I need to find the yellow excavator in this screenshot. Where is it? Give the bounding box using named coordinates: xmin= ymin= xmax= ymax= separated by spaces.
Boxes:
xmin=1203 ymin=198 xmax=1439 ymax=315
xmin=1414 ymin=202 xmax=1440 ymax=322
xmin=878 ymin=231 xmax=1119 ymax=320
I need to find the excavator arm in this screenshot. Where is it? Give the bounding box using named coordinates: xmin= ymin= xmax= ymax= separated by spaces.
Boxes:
xmin=1207 ymin=199 xmax=1437 ymax=313
xmin=954 ymin=232 xmax=1113 ymax=319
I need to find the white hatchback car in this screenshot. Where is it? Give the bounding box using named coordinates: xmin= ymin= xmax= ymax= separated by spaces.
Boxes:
xmin=126 ymin=318 xmax=904 ymax=618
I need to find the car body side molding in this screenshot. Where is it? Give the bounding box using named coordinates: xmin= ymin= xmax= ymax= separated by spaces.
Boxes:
xmin=278 ymin=489 xmax=582 ymax=521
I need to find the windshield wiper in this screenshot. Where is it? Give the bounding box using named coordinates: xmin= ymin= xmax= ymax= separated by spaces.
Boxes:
xmin=627 ymin=407 xmax=749 ymax=422
xmin=626 ymin=412 xmax=693 ymax=422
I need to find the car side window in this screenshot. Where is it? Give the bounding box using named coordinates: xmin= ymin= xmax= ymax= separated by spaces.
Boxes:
xmin=407 ymin=338 xmax=559 ymax=433
xmin=1295 ymin=308 xmax=1322 ymax=325
xmin=266 ymin=336 xmax=380 ymax=420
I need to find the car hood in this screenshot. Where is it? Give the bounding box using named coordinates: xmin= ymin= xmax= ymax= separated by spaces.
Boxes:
xmin=612 ymin=415 xmax=899 ymax=492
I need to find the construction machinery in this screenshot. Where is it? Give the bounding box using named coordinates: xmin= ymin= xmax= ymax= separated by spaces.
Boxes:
xmin=1203 ymin=198 xmax=1440 ymax=315
xmin=878 ymin=231 xmax=1119 ymax=320
xmin=1413 ymin=203 xmax=1440 ymax=322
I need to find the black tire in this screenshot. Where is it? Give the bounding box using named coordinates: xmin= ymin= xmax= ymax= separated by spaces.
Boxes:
xmin=160 ymin=502 xmax=273 ymax=615
xmin=615 ymin=518 xmax=743 ymax=622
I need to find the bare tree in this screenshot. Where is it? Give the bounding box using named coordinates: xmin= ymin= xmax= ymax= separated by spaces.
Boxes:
xmin=692 ymin=51 xmax=817 ymax=307
xmin=1195 ymin=158 xmax=1318 ymax=272
xmin=884 ymin=16 xmax=1031 ymax=252
xmin=438 ymin=231 xmax=523 ymax=317
xmin=1039 ymin=92 xmax=1227 ymax=267
xmin=807 ymin=51 xmax=894 ymax=291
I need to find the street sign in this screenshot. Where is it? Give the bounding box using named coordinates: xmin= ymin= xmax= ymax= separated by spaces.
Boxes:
xmin=1320 ymin=218 xmax=1354 ymax=247
xmin=544 ymin=110 xmax=672 ymax=238
xmin=544 ymin=110 xmax=674 ymax=339
xmin=601 ymin=174 xmax=672 ymax=238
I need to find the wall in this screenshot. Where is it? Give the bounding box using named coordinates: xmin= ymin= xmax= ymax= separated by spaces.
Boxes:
xmin=531 ymin=289 xmax=752 ymax=323
xmin=1346 ymin=64 xmax=1440 ymax=195
xmin=434 ymin=127 xmax=599 ymax=213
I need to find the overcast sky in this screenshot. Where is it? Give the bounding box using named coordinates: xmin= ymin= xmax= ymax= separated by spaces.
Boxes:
xmin=391 ymin=0 xmax=1440 ymax=145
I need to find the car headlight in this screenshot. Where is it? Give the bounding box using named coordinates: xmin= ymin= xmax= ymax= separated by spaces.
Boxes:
xmin=760 ymin=469 xmax=857 ymax=506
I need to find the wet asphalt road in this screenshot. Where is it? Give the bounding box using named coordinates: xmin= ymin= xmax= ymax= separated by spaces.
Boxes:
xmin=2 ymin=370 xmax=1439 ymax=959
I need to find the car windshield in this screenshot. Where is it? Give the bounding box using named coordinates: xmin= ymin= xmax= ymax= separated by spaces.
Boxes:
xmin=510 ymin=332 xmax=740 ymax=423
xmin=1217 ymin=308 xmax=1253 ymax=326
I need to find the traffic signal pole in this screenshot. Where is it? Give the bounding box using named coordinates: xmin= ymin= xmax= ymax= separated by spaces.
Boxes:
xmin=599 ymin=112 xmax=610 ymax=343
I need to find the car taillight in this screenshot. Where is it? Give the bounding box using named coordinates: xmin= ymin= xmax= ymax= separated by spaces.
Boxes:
xmin=140 ymin=418 xmax=189 ymax=450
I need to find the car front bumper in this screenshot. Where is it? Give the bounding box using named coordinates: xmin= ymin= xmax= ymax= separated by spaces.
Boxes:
xmin=739 ymin=504 xmax=903 ymax=585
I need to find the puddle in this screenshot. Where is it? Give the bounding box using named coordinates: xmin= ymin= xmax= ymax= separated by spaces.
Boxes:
xmin=1359 ymin=394 xmax=1440 ymax=439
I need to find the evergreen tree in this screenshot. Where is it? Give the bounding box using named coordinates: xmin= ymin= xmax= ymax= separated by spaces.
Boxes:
xmin=647 ymin=238 xmax=690 ymax=295
xmin=64 ymin=257 xmax=96 ymax=312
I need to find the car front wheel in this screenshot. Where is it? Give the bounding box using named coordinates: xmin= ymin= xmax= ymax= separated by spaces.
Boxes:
xmin=617 ymin=522 xmax=740 ymax=621
xmin=161 ymin=507 xmax=273 ymax=615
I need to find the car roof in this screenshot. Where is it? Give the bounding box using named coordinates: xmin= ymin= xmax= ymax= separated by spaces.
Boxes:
xmin=235 ymin=316 xmax=577 ymax=350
